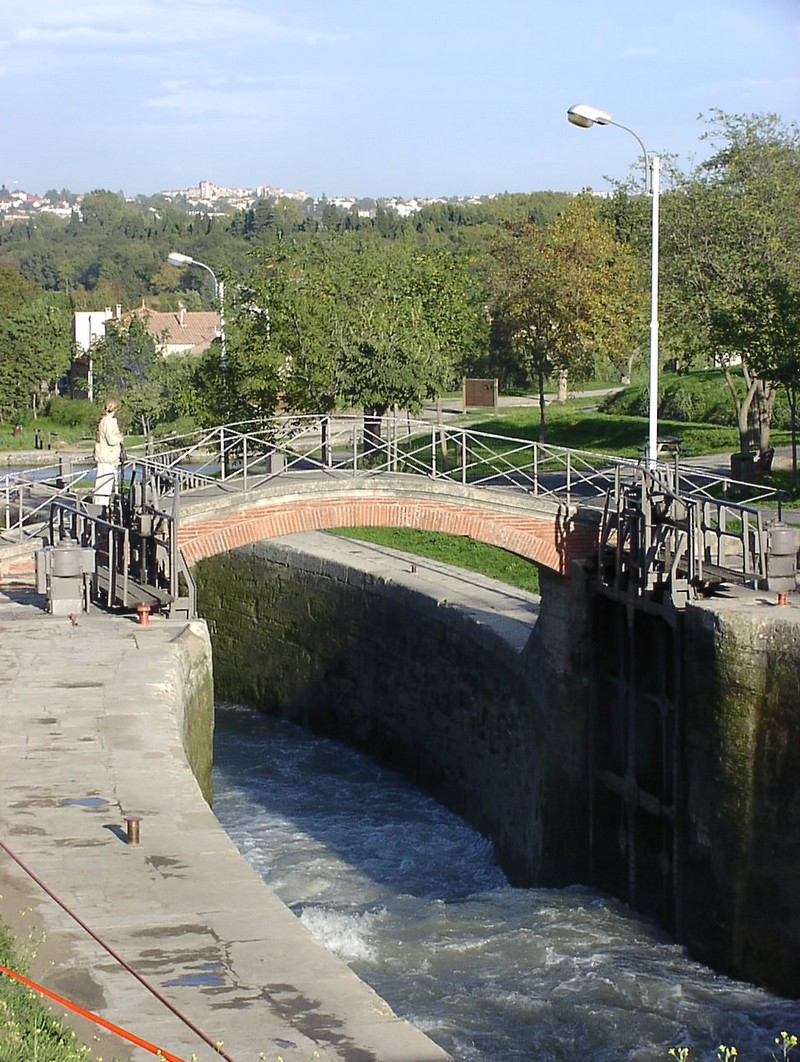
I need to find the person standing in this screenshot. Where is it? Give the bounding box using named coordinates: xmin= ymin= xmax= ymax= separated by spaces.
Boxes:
xmin=93 ymin=398 xmax=124 ymax=508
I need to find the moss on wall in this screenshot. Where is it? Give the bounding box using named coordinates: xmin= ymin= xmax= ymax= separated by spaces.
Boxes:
xmin=170 ymin=622 xmax=215 ymax=804
xmin=681 ymin=604 xmax=800 ymax=995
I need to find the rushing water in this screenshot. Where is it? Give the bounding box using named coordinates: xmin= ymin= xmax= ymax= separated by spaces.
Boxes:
xmin=212 ymin=702 xmax=800 ymax=1062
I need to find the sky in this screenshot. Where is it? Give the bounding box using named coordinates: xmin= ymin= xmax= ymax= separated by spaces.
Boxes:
xmin=2 ymin=0 xmax=799 ymax=200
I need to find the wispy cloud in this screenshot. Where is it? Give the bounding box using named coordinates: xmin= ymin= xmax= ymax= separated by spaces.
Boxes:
xmin=145 ymin=75 xmax=311 ymax=123
xmin=682 ymin=74 xmax=800 ymax=99
xmin=1 ymin=1 xmax=343 ymax=74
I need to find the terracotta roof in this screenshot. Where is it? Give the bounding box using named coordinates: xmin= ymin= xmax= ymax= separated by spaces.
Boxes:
xmin=117 ymin=304 xmax=221 ymax=355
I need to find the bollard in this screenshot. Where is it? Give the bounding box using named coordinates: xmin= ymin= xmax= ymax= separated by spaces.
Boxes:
xmin=136 ymin=604 xmax=151 ymax=627
xmin=777 ymin=591 xmax=788 ymax=607
xmin=124 ymin=816 xmax=142 ymax=845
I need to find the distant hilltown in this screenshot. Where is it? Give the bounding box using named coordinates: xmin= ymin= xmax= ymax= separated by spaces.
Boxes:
xmin=0 ymin=178 xmax=503 ymax=222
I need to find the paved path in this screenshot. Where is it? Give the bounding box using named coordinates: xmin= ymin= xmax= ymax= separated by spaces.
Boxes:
xmin=0 ymin=533 xmax=539 ymax=1062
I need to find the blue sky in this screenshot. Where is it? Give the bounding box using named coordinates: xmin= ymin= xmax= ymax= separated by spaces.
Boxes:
xmin=2 ymin=0 xmax=798 ymax=199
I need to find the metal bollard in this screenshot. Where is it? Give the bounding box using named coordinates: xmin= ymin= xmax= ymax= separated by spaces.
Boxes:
xmin=136 ymin=604 xmax=151 ymax=627
xmin=124 ymin=816 xmax=142 ymax=845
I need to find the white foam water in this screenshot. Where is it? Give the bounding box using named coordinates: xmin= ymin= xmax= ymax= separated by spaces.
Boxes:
xmin=212 ymin=703 xmax=800 ymax=1061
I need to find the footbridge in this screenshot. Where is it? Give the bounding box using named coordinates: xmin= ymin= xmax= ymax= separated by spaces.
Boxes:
xmin=1 ymin=412 xmax=789 ymax=615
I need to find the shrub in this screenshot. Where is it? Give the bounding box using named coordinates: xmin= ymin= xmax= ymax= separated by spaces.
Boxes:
xmin=152 ymin=415 xmax=201 ymax=441
xmin=5 ymin=407 xmax=35 ymax=428
xmin=599 ymin=370 xmax=742 ymax=427
xmin=45 ymin=397 xmax=98 ymax=431
xmin=660 ymin=382 xmax=697 ymax=422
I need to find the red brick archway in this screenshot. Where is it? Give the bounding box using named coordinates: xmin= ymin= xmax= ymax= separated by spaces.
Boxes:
xmin=178 ymin=493 xmax=598 ymax=574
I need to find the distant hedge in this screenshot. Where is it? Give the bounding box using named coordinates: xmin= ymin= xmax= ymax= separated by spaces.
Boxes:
xmin=599 ymin=370 xmax=793 ymax=430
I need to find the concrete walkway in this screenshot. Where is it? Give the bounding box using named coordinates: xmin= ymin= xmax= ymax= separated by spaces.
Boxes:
xmin=0 ymin=571 xmax=444 ymax=1060
xmin=0 ymin=533 xmax=539 ymax=1062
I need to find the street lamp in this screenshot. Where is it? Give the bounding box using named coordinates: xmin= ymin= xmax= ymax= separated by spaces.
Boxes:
xmin=567 ymin=103 xmax=661 ymax=469
xmin=167 ymin=252 xmax=227 ymax=376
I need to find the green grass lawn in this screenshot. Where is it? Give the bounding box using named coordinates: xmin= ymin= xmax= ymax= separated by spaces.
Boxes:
xmin=460 ymin=401 xmax=745 ymax=459
xmin=327 ymin=527 xmax=540 ymax=594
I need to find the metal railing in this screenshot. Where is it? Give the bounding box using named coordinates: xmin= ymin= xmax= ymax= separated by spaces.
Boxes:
xmin=2 ymin=414 xmax=788 ymax=606
xmin=46 ymin=485 xmax=195 ymax=619
xmin=118 ymin=414 xmax=786 ymax=509
xmin=4 ymin=416 xmax=786 ymax=527
xmin=598 ymin=460 xmax=771 ymax=605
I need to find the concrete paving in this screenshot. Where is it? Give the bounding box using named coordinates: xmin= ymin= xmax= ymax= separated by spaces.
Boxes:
xmin=0 ymin=576 xmax=454 ymax=1062
xmin=0 ymin=532 xmax=540 ymax=1062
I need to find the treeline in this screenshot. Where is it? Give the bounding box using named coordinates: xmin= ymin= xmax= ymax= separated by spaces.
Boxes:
xmin=0 ymin=189 xmax=574 ymax=310
xmin=0 ymin=110 xmax=798 ymax=468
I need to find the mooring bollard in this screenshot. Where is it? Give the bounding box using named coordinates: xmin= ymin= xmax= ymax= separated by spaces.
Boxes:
xmin=124 ymin=815 xmax=142 ymax=845
xmin=136 ymin=604 xmax=151 ymax=626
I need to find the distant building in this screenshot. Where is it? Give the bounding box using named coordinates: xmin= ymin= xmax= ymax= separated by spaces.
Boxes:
xmin=72 ymin=308 xmax=118 ymax=400
xmin=71 ymin=303 xmax=221 ymax=400
xmin=74 ymin=308 xmax=117 ymax=353
xmin=117 ymin=302 xmax=221 ymax=357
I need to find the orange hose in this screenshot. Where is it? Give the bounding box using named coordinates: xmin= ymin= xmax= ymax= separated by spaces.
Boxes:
xmin=0 ymin=838 xmax=236 ymax=1061
xmin=0 ymin=962 xmax=186 ymax=1062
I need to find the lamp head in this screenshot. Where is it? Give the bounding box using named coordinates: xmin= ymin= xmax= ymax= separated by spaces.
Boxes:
xmin=567 ymin=103 xmax=613 ymax=129
xmin=167 ymin=251 xmax=194 ymax=268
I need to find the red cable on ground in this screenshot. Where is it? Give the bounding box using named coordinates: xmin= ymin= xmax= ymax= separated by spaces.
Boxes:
xmin=0 ymin=963 xmax=185 ymax=1062
xmin=0 ymin=838 xmax=236 ymax=1062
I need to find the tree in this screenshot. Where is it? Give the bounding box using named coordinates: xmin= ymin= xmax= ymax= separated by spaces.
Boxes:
xmin=0 ymin=269 xmax=73 ymax=419
xmin=487 ymin=195 xmax=647 ymax=440
xmin=661 ymin=111 xmax=800 ymax=457
xmin=230 ymin=232 xmax=486 ymax=427
xmin=92 ymin=316 xmax=170 ymax=435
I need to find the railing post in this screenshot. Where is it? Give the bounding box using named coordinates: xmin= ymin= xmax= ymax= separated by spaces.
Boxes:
xmin=352 ymin=424 xmax=358 ymax=474
xmin=322 ymin=416 xmax=331 ymax=468
xmin=532 ymin=444 xmax=538 ymax=496
xmin=17 ymin=483 xmax=25 ymax=541
xmin=219 ymin=426 xmax=226 ymax=481
xmin=431 ymin=427 xmax=437 ymax=479
xmin=461 ymin=430 xmax=467 ymax=485
xmin=243 ymin=435 xmax=248 ymax=492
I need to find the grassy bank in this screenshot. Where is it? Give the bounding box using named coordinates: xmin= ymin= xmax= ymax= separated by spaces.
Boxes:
xmin=327 ymin=527 xmax=541 ymax=594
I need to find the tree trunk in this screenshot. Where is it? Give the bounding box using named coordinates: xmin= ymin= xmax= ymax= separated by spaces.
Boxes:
xmin=362 ymin=406 xmax=385 ymax=463
xmin=754 ymin=383 xmax=776 ymax=454
xmin=622 ymin=353 xmax=634 ymax=386
xmin=723 ymin=361 xmax=759 ymax=453
xmin=537 ymin=369 xmax=547 ymax=443
xmin=320 ymin=416 xmax=329 ymax=467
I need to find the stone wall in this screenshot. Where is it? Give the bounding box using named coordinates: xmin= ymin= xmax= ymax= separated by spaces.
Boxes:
xmin=168 ymin=622 xmax=216 ymax=804
xmin=195 ymin=541 xmax=594 ymax=887
xmin=681 ymin=601 xmax=800 ymax=996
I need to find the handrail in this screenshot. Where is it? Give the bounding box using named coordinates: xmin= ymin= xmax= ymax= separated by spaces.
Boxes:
xmin=3 ymin=413 xmax=788 ymax=605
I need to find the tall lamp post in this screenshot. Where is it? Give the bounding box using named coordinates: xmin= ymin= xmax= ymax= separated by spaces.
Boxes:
xmin=567 ymin=103 xmax=660 ymax=469
xmin=167 ymin=251 xmax=227 ymax=378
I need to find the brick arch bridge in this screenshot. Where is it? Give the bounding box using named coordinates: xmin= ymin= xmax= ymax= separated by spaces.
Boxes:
xmin=177 ymin=475 xmax=600 ymax=574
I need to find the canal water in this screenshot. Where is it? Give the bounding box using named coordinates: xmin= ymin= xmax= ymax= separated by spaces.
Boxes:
xmin=212 ymin=702 xmax=800 ymax=1062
